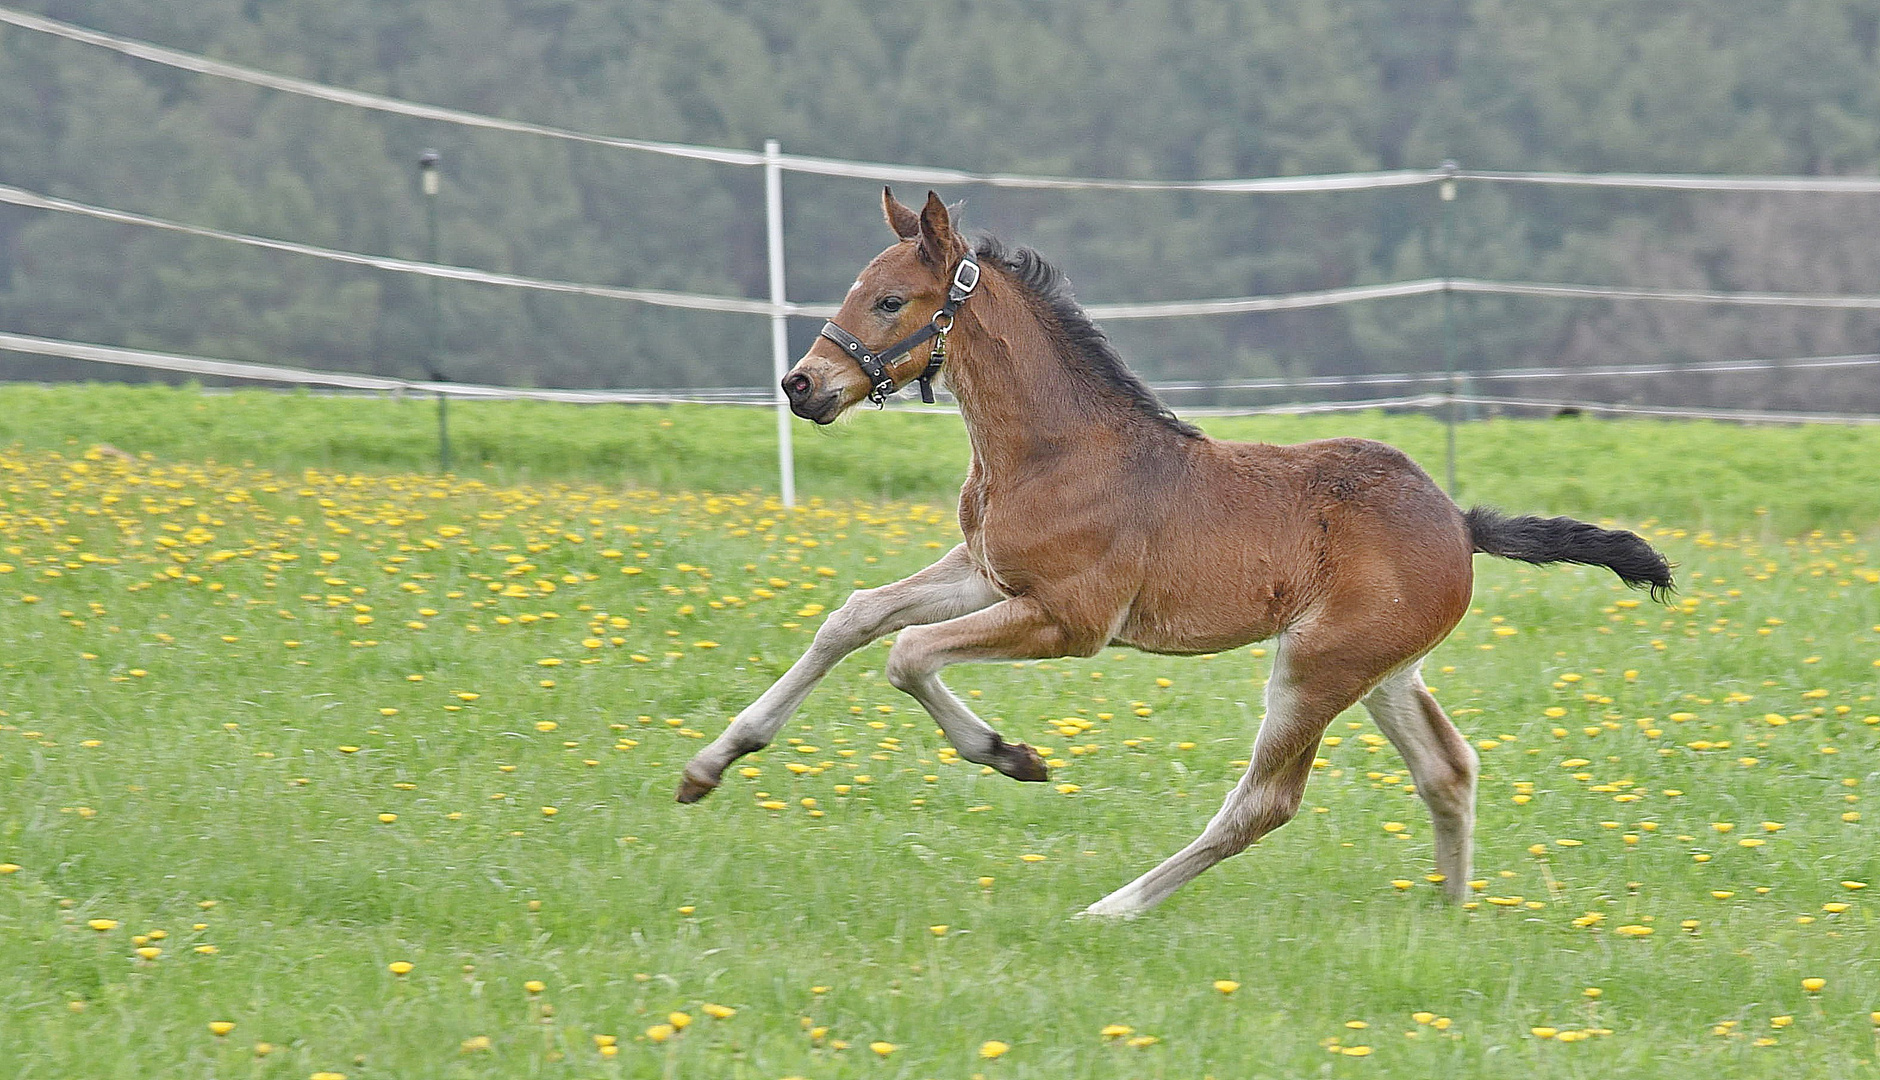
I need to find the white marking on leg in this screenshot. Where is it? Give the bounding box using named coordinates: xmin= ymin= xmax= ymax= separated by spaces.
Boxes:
xmin=1085 ymin=659 xmax=1318 ymax=916
xmin=1363 ymin=663 xmax=1478 ymax=900
xmin=882 ymin=599 xmax=1074 ymax=771
xmin=682 ymin=546 xmax=1002 ymax=789
xmin=888 ymin=667 xmax=1002 ymax=763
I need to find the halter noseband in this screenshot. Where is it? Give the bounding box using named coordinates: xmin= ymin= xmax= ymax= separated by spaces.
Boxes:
xmin=818 ymin=252 xmax=981 ymax=405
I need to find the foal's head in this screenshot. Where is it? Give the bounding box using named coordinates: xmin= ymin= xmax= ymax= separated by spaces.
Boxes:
xmin=782 ymin=189 xmax=970 ymax=424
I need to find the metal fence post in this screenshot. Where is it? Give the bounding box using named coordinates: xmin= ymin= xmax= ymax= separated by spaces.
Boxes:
xmin=1438 ymin=159 xmax=1459 ymax=497
xmin=419 ymin=149 xmax=450 ymax=473
xmin=765 ymin=139 xmax=797 ymax=508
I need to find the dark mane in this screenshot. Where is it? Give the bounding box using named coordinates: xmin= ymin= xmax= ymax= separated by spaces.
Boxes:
xmin=974 ymin=235 xmax=1203 ymax=439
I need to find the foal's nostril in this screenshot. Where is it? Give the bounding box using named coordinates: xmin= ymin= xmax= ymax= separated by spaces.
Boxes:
xmin=783 ymin=372 xmax=812 ymax=401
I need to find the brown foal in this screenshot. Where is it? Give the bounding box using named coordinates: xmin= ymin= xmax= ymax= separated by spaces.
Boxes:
xmin=679 ymin=190 xmax=1672 ymax=916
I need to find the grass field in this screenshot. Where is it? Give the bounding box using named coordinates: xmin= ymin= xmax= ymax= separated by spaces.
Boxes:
xmin=2 ymin=387 xmax=1879 ymax=1078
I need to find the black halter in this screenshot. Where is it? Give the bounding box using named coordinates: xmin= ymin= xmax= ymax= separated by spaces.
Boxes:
xmin=818 ymin=253 xmax=981 ymax=405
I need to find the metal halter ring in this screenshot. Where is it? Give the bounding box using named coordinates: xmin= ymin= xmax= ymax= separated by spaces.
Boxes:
xmin=931 ymin=310 xmax=954 ymax=333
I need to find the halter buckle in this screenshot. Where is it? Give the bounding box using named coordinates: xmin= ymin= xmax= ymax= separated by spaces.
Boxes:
xmin=949 ymin=257 xmax=981 ymax=299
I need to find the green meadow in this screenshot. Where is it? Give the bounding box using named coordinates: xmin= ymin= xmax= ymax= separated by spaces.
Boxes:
xmin=1 ymin=384 xmax=1877 ymax=1078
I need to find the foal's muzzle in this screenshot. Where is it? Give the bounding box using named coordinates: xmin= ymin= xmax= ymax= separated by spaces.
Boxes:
xmin=782 ymin=369 xmax=839 ymax=423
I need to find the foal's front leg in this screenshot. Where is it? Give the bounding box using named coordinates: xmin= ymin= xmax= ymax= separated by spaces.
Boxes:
xmin=677 ymin=545 xmax=1003 ymax=802
xmin=884 ymin=596 xmax=1105 ymax=784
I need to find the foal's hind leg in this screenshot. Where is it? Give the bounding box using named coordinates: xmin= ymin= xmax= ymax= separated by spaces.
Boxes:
xmin=1363 ymin=664 xmax=1478 ymax=901
xmin=677 ymin=545 xmax=1003 ymax=802
xmin=1083 ymin=633 xmax=1380 ymax=917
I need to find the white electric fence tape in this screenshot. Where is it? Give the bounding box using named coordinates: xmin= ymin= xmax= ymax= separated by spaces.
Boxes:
xmin=0 ymin=331 xmax=772 ymax=406
xmin=8 ymin=7 xmax=1880 ymax=195
xmin=11 ymin=182 xmax=1880 ymax=328
xmin=6 ymin=329 xmax=1877 ymax=426
xmin=0 ymin=184 xmax=776 ymax=317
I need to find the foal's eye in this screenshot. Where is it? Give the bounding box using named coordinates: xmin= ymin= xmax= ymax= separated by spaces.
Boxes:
xmin=876 ymin=296 xmax=905 ymax=314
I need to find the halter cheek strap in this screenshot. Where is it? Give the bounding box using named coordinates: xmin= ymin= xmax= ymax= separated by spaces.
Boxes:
xmin=819 ymin=252 xmax=981 ymax=405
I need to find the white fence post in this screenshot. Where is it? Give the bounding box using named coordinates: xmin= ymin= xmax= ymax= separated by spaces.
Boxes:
xmin=764 ymin=138 xmax=797 ymax=508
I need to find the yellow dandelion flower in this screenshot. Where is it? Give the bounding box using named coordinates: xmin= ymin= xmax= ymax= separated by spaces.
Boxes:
xmin=1126 ymin=1035 xmax=1159 ymax=1047
xmin=208 ymin=1021 xmax=235 ymax=1036
xmin=702 ymin=1003 xmax=735 ymax=1019
xmin=868 ymin=1041 xmax=896 ymax=1056
xmin=645 ymin=1023 xmax=675 ymax=1043
xmin=1100 ymin=1023 xmax=1133 ymax=1038
xmin=388 ymin=961 xmax=413 ymax=976
xmin=1214 ymin=980 xmax=1240 ymax=994
xmin=1802 ymin=978 xmax=1825 ymax=993
xmin=979 ymin=1040 xmax=1010 ymax=1058
xmin=523 ymin=980 xmax=546 ymax=994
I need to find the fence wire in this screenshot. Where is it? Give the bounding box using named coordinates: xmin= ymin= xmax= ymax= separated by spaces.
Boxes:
xmin=9 ymin=181 xmax=1880 ymax=326
xmin=8 ymin=6 xmax=1880 ymax=195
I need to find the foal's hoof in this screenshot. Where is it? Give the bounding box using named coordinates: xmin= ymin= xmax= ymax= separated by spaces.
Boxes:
xmin=995 ymin=740 xmax=1050 ymax=783
xmin=674 ymin=771 xmax=720 ymax=804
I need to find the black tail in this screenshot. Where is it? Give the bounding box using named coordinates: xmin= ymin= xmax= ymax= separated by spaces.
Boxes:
xmin=1464 ymin=506 xmax=1675 ymax=602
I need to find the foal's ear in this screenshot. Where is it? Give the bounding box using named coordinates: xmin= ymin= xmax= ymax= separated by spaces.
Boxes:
xmin=916 ymin=190 xmax=962 ymax=265
xmin=883 ymin=187 xmax=920 ymax=240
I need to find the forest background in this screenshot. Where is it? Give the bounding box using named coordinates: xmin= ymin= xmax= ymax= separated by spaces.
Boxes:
xmin=2 ymin=0 xmax=1878 ymax=411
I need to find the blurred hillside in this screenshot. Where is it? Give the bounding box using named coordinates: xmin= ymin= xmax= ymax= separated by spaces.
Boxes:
xmin=1 ymin=0 xmax=1877 ymax=408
